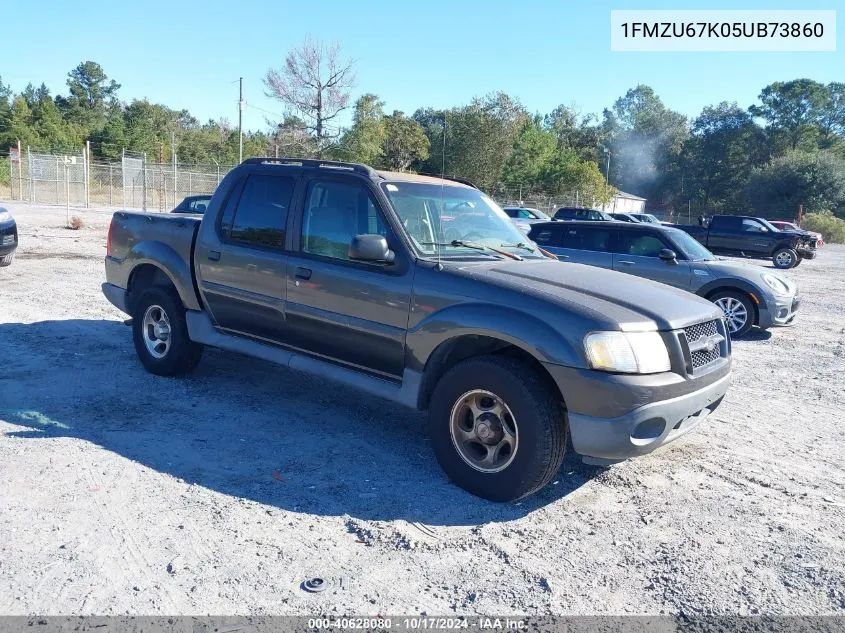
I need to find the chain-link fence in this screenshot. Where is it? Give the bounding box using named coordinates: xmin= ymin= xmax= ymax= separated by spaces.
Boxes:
xmin=3 ymin=148 xmax=236 ymax=211
xmin=3 ymin=149 xmax=672 ymax=221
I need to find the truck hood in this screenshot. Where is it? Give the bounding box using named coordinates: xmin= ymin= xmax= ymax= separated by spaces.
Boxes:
xmin=449 ymin=259 xmax=723 ymax=331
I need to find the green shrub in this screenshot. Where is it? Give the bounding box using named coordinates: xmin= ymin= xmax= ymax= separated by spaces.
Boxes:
xmin=801 ymin=212 xmax=845 ymax=244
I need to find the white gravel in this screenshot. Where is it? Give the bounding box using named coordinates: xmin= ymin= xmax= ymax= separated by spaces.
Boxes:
xmin=0 ymin=201 xmax=843 ymax=616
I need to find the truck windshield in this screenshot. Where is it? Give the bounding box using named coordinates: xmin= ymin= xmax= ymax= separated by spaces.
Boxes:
xmin=666 ymin=228 xmax=715 ymax=261
xmin=381 ymin=182 xmax=541 ymax=258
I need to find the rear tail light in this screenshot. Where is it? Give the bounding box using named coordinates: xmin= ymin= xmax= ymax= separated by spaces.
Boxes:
xmin=106 ymin=219 xmax=114 ymax=257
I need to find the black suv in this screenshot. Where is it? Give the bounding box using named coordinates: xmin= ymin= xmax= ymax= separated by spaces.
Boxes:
xmin=553 ymin=207 xmax=614 ymax=221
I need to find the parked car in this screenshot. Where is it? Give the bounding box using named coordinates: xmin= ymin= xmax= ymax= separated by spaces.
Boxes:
xmin=769 ymin=220 xmax=824 ymax=247
xmin=0 ymin=208 xmax=18 ymax=267
xmin=553 ymin=207 xmax=614 ymax=221
xmin=629 ymin=213 xmax=661 ymax=225
xmin=678 ymin=215 xmax=817 ymax=269
xmin=610 ymin=213 xmax=641 ymax=223
xmin=102 ymin=158 xmax=731 ymax=501
xmin=502 ymin=206 xmax=550 ymax=233
xmin=529 ymin=221 xmax=799 ymax=337
xmin=172 ymin=194 xmax=213 ymax=214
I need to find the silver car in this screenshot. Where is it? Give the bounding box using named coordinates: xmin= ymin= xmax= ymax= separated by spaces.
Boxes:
xmin=529 ymin=221 xmax=799 ymax=337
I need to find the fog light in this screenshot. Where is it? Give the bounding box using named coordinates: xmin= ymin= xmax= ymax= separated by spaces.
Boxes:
xmin=778 ymin=308 xmax=788 ymax=318
xmin=630 ymin=417 xmax=666 ymax=445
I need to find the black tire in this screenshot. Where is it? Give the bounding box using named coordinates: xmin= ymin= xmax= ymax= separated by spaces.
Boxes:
xmin=791 ymin=256 xmax=802 ymax=268
xmin=0 ymin=253 xmax=14 ymax=267
xmin=132 ymin=286 xmax=203 ymax=376
xmin=772 ymin=247 xmax=798 ymax=269
xmin=428 ymin=355 xmax=567 ymax=502
xmin=710 ymin=290 xmax=755 ymax=337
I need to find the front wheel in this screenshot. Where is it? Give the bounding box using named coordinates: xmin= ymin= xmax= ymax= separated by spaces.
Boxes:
xmin=132 ymin=286 xmax=203 ymax=376
xmin=0 ymin=253 xmax=14 ymax=267
xmin=711 ymin=290 xmax=755 ymax=337
xmin=791 ymin=256 xmax=802 ymax=268
xmin=428 ymin=356 xmax=567 ymax=501
xmin=773 ymin=247 xmax=798 ymax=269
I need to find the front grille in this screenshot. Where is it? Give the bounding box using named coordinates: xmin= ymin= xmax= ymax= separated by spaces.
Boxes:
xmin=690 ymin=345 xmax=721 ymax=369
xmin=682 ymin=319 xmax=725 ymax=371
xmin=684 ymin=320 xmax=717 ymax=344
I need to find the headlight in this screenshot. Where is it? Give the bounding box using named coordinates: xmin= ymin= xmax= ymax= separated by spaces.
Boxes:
xmin=0 ymin=210 xmax=12 ymax=223
xmin=761 ymin=273 xmax=790 ymax=296
xmin=584 ymin=331 xmax=671 ymax=374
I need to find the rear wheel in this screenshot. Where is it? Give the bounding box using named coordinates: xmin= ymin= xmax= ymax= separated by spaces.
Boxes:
xmin=773 ymin=247 xmax=798 ymax=269
xmin=132 ymin=286 xmax=203 ymax=375
xmin=710 ymin=290 xmax=755 ymax=337
xmin=428 ymin=355 xmax=566 ymax=501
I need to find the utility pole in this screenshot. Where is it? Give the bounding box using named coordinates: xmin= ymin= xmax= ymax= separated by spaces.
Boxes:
xmin=238 ymin=77 xmax=244 ymax=163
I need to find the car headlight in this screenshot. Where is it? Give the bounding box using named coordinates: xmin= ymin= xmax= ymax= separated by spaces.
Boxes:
xmin=761 ymin=273 xmax=790 ymax=296
xmin=0 ymin=210 xmax=12 ymax=223
xmin=584 ymin=331 xmax=671 ymax=374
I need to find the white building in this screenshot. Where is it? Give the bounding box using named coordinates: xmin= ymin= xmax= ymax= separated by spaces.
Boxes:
xmin=597 ymin=191 xmax=646 ymax=214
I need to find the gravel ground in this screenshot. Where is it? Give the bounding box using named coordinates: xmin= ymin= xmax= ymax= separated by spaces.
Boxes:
xmin=0 ymin=201 xmax=843 ymax=617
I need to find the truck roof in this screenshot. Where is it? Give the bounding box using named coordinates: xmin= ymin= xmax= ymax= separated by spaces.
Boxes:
xmin=240 ymin=157 xmax=476 ymax=189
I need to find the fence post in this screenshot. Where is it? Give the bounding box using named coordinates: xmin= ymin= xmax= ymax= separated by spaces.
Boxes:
xmin=55 ymin=157 xmax=60 ymax=204
xmin=65 ymin=161 xmax=70 ymax=225
xmin=85 ymin=140 xmax=90 ymax=208
xmin=27 ymin=147 xmax=33 ymax=202
xmin=122 ymin=149 xmax=126 ymax=209
xmin=142 ymin=153 xmax=147 ymax=212
xmin=109 ymin=164 xmax=113 ymax=206
xmin=16 ymin=140 xmax=22 ymax=200
xmin=188 ymin=170 xmax=192 ymax=196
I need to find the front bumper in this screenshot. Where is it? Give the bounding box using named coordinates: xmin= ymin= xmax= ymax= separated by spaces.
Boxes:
xmin=0 ymin=221 xmax=17 ymax=256
xmin=758 ymin=294 xmax=800 ymax=328
xmin=797 ymin=247 xmax=817 ymax=259
xmin=102 ymin=282 xmax=129 ymax=314
xmin=544 ymin=362 xmax=731 ymax=462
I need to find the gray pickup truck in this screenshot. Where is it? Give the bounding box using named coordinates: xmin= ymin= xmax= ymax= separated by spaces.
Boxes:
xmin=102 ymin=158 xmax=732 ymax=501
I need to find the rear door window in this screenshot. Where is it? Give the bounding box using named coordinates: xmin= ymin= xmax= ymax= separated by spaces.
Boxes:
xmin=616 ymin=232 xmax=670 ymax=257
xmin=561 ymin=226 xmax=612 ymax=252
xmin=223 ymin=174 xmax=295 ymax=249
xmin=530 ymin=226 xmax=560 ymax=246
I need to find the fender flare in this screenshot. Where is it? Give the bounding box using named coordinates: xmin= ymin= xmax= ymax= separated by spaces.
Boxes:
xmin=406 ymin=303 xmax=585 ymax=408
xmin=124 ymin=240 xmax=201 ymax=311
xmin=697 ymin=278 xmax=766 ymax=323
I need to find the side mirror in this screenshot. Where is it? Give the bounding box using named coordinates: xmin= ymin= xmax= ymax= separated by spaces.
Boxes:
xmin=658 ymin=248 xmax=677 ymax=261
xmin=349 ymin=234 xmax=395 ymax=264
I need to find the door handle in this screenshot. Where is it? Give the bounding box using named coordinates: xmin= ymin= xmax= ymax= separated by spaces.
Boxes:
xmin=208 ymin=250 xmax=221 ymax=261
xmin=558 ymin=254 xmax=570 ymax=259
xmin=617 ymin=260 xmax=635 ymax=265
xmin=295 ymin=267 xmax=312 ymax=280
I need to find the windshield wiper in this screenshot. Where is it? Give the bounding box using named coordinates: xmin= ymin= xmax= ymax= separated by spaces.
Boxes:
xmin=500 ymin=242 xmax=537 ymax=254
xmin=420 ymin=240 xmax=523 ymax=261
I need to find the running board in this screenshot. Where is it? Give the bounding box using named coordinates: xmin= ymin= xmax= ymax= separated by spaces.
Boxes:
xmin=185 ymin=311 xmax=421 ymax=409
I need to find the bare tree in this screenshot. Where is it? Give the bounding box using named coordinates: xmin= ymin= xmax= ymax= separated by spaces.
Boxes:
xmin=264 ymin=37 xmax=356 ymax=154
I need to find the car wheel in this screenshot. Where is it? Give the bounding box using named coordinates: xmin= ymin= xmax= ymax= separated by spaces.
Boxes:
xmin=711 ymin=290 xmax=755 ymax=337
xmin=0 ymin=253 xmax=14 ymax=267
xmin=428 ymin=355 xmax=566 ymax=502
xmin=791 ymin=256 xmax=802 ymax=268
xmin=773 ymin=248 xmax=798 ymax=269
xmin=132 ymin=286 xmax=203 ymax=376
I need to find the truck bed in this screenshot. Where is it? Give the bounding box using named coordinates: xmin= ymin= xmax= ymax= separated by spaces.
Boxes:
xmin=105 ymin=211 xmax=203 ymax=312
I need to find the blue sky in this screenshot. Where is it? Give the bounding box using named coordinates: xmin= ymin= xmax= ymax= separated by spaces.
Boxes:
xmin=2 ymin=0 xmax=841 ymax=132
